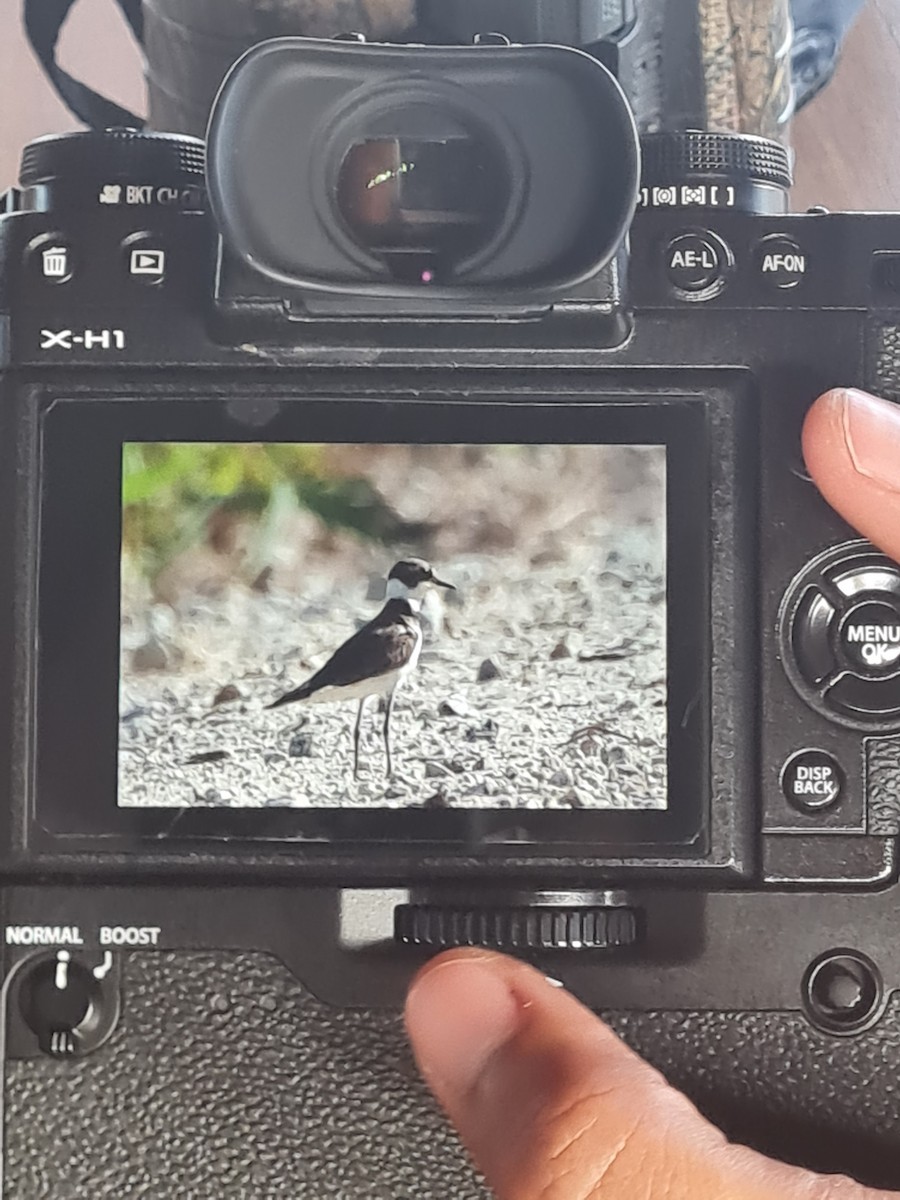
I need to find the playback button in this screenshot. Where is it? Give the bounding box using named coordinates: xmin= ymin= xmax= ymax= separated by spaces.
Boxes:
xmin=781 ymin=750 xmax=845 ymax=813
xmin=664 ymin=231 xmax=732 ymax=298
xmin=122 ymin=233 xmax=167 ymax=286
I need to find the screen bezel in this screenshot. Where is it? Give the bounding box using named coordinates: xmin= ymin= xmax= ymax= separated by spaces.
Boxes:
xmin=33 ymin=395 xmax=709 ymax=855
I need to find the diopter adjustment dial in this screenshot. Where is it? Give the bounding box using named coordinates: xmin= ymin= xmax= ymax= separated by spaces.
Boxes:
xmin=394 ymin=903 xmax=639 ymax=951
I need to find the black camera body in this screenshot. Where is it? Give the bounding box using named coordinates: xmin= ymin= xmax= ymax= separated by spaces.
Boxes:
xmin=3 ymin=34 xmax=900 ymax=1197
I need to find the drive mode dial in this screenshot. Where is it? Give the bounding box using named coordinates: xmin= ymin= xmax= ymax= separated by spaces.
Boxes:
xmin=18 ymin=128 xmax=205 ymax=212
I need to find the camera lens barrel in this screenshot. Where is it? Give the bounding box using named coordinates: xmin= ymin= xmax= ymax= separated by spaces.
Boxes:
xmin=640 ymin=130 xmax=793 ymax=215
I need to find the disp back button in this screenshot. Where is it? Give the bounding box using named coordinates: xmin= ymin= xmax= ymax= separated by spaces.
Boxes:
xmin=781 ymin=749 xmax=845 ymax=813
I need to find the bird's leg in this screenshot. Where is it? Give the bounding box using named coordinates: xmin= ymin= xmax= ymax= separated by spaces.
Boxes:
xmin=353 ymin=699 xmax=366 ymax=780
xmin=383 ymin=687 xmax=398 ymax=778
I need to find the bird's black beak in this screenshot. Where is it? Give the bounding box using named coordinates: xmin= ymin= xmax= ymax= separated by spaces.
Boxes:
xmin=431 ymin=575 xmax=455 ymax=591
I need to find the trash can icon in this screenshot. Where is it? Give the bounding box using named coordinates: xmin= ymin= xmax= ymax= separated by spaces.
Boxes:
xmin=42 ymin=247 xmax=69 ymax=279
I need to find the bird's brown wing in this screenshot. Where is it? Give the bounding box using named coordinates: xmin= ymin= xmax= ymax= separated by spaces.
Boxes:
xmin=310 ymin=614 xmax=418 ymax=688
xmin=268 ymin=611 xmax=418 ymax=708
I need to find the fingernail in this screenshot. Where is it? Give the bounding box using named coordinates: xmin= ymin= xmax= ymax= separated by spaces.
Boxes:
xmin=838 ymin=388 xmax=900 ymax=492
xmin=406 ymin=959 xmax=521 ymax=1098
xmin=545 ymin=976 xmax=566 ymax=988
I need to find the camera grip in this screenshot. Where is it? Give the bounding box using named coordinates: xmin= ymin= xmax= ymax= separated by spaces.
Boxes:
xmin=870 ymin=321 xmax=900 ymax=402
xmin=6 ymin=951 xmax=900 ymax=1197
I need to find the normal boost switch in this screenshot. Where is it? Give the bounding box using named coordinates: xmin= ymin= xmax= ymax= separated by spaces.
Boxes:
xmin=17 ymin=951 xmax=120 ymax=1057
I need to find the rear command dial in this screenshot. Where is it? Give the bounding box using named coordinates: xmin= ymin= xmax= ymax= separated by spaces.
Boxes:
xmin=780 ymin=542 xmax=900 ymax=729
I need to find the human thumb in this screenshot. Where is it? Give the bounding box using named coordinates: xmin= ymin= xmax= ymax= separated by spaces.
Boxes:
xmin=405 ymin=949 xmax=883 ymax=1200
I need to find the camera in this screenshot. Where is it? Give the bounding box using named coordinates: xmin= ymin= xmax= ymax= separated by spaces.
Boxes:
xmin=3 ymin=32 xmax=900 ymax=1196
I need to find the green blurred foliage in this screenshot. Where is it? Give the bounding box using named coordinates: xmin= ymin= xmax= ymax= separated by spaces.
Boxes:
xmin=121 ymin=442 xmax=421 ymax=581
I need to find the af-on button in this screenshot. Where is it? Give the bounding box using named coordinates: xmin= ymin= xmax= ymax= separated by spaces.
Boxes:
xmin=664 ymin=231 xmax=731 ymax=298
xmin=755 ymin=234 xmax=807 ymax=289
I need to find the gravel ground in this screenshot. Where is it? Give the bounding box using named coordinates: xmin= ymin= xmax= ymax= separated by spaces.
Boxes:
xmin=119 ymin=532 xmax=667 ymax=810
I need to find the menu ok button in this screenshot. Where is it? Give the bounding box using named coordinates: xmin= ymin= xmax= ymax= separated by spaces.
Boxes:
xmin=839 ymin=600 xmax=900 ymax=674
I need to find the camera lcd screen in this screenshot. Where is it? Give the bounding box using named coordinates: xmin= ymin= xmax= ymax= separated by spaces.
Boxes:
xmin=36 ymin=395 xmax=709 ymax=854
xmin=118 ymin=442 xmax=667 ymax=811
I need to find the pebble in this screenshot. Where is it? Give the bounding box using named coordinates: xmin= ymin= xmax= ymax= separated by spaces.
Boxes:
xmin=549 ymin=640 xmax=571 ymax=660
xmin=530 ymin=546 xmax=566 ymax=567
xmin=212 ymin=683 xmax=242 ymax=706
xmin=131 ymin=638 xmax=170 ymax=672
xmin=288 ymin=733 xmax=315 ymax=758
xmin=121 ymin=707 xmax=149 ymax=724
xmin=477 ymin=658 xmax=503 ymax=682
xmin=562 ymin=788 xmax=586 ymax=808
xmin=425 ymin=761 xmax=450 ymax=779
xmin=251 ymin=566 xmax=273 ymax=594
xmin=465 ymin=718 xmax=499 ymax=743
xmin=423 ymin=790 xmax=451 ymax=809
xmin=549 ymin=768 xmax=572 ymax=787
xmin=438 ymin=694 xmax=471 ymax=717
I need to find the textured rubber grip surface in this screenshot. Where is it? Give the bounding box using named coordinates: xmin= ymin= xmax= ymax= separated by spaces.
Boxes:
xmin=872 ymin=324 xmax=900 ymax=403
xmin=867 ymin=737 xmax=900 ymax=834
xmin=6 ymin=951 xmax=900 ymax=1197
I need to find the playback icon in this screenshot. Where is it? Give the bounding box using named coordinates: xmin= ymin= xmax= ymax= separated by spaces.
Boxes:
xmin=129 ymin=248 xmax=166 ymax=278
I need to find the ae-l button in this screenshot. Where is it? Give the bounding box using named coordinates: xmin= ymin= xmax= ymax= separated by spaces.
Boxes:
xmin=664 ymin=232 xmax=730 ymax=297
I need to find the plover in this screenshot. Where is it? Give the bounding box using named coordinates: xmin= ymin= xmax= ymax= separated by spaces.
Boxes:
xmin=268 ymin=560 xmax=454 ymax=777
